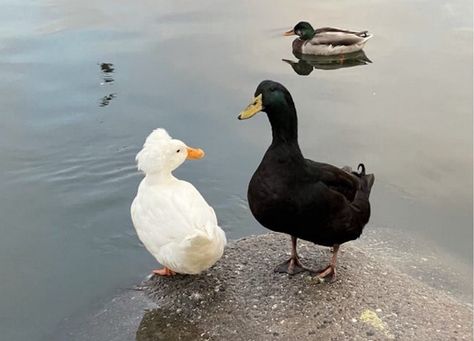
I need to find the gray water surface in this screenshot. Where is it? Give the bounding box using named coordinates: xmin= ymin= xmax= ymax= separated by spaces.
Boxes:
xmin=0 ymin=0 xmax=472 ymax=340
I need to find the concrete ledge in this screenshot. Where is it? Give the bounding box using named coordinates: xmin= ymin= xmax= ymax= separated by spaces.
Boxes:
xmin=138 ymin=233 xmax=472 ymax=340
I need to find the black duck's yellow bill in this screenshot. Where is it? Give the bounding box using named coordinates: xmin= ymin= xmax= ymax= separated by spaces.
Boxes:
xmin=238 ymin=94 xmax=263 ymax=120
xmin=284 ymin=29 xmax=296 ymax=36
xmin=186 ymin=147 xmax=205 ymax=160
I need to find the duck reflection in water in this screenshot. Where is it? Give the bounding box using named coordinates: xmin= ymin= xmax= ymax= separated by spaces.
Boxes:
xmin=98 ymin=62 xmax=117 ymax=107
xmin=100 ymin=62 xmax=115 ymax=84
xmin=99 ymin=93 xmax=116 ymax=107
xmin=282 ymin=50 xmax=372 ymax=76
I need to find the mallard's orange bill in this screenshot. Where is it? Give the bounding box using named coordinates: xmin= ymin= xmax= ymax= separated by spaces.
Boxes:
xmin=238 ymin=94 xmax=263 ymax=120
xmin=284 ymin=29 xmax=296 ymax=36
xmin=186 ymin=147 xmax=205 ymax=160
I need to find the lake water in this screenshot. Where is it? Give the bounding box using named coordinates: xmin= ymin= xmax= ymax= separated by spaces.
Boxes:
xmin=0 ymin=0 xmax=472 ymax=340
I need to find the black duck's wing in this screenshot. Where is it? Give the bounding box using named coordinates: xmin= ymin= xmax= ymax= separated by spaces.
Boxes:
xmin=304 ymin=159 xmax=360 ymax=201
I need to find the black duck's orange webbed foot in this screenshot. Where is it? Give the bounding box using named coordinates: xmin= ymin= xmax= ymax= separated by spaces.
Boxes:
xmin=315 ymin=244 xmax=340 ymax=283
xmin=274 ymin=236 xmax=316 ymax=275
xmin=274 ymin=256 xmax=307 ymax=275
xmin=315 ymin=265 xmax=337 ymax=283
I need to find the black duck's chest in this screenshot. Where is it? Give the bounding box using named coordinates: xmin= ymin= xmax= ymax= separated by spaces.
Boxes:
xmin=247 ymin=155 xmax=305 ymax=226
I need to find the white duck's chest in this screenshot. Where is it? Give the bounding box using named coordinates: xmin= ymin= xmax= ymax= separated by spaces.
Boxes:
xmin=133 ymin=179 xmax=202 ymax=216
xmin=131 ymin=178 xmax=214 ymax=232
xmin=136 ymin=179 xmax=195 ymax=205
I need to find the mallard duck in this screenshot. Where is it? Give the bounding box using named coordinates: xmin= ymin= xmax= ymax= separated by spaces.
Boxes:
xmin=284 ymin=21 xmax=372 ymax=56
xmin=131 ymin=129 xmax=227 ymax=276
xmin=238 ymin=80 xmax=375 ymax=280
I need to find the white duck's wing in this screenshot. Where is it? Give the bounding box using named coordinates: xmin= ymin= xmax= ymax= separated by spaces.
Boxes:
xmin=131 ymin=180 xmax=218 ymax=253
xmin=168 ymin=181 xmax=220 ymax=235
xmin=131 ymin=187 xmax=186 ymax=257
xmin=310 ymin=28 xmax=371 ymax=46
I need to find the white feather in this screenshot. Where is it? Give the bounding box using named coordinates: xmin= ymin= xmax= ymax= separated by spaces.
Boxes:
xmin=131 ymin=129 xmax=226 ymax=274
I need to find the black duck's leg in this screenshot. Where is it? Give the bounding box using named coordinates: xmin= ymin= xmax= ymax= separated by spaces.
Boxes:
xmin=315 ymin=244 xmax=340 ymax=282
xmin=274 ymin=236 xmax=307 ymax=275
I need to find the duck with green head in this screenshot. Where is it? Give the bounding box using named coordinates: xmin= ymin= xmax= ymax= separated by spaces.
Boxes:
xmin=238 ymin=80 xmax=375 ymax=281
xmin=284 ymin=21 xmax=372 ymax=56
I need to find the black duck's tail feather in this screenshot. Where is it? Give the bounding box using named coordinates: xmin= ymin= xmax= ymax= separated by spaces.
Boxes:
xmin=356 ymin=163 xmax=374 ymax=194
xmin=350 ymin=164 xmax=374 ymax=226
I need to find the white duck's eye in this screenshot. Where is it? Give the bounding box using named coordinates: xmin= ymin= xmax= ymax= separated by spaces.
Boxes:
xmin=176 ymin=149 xmax=181 ymax=153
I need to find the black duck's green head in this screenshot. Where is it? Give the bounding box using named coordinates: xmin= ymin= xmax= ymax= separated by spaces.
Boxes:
xmin=238 ymin=80 xmax=295 ymax=120
xmin=284 ymin=21 xmax=315 ymax=40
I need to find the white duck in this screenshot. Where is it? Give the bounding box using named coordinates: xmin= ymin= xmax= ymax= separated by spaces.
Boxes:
xmin=131 ymin=129 xmax=226 ymax=276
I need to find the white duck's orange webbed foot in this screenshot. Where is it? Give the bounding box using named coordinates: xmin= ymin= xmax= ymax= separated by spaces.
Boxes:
xmin=152 ymin=267 xmax=176 ymax=276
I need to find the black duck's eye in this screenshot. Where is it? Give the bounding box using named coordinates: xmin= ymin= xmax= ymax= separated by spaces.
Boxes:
xmin=176 ymin=149 xmax=181 ymax=153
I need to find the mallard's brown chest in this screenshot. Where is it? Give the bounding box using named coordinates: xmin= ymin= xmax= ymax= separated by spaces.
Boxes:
xmin=292 ymin=38 xmax=305 ymax=53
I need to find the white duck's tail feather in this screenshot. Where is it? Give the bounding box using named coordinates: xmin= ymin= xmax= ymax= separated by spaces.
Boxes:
xmin=159 ymin=227 xmax=226 ymax=274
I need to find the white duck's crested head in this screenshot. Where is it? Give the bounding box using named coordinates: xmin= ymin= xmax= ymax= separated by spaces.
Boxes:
xmin=136 ymin=128 xmax=205 ymax=174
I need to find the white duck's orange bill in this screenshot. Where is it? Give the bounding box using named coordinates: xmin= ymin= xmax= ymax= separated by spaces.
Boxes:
xmin=186 ymin=147 xmax=205 ymax=160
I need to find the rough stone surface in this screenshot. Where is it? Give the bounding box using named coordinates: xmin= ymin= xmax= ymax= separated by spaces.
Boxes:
xmin=138 ymin=233 xmax=473 ymax=341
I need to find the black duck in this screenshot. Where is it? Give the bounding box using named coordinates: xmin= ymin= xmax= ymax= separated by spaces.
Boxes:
xmin=238 ymin=80 xmax=375 ymax=280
